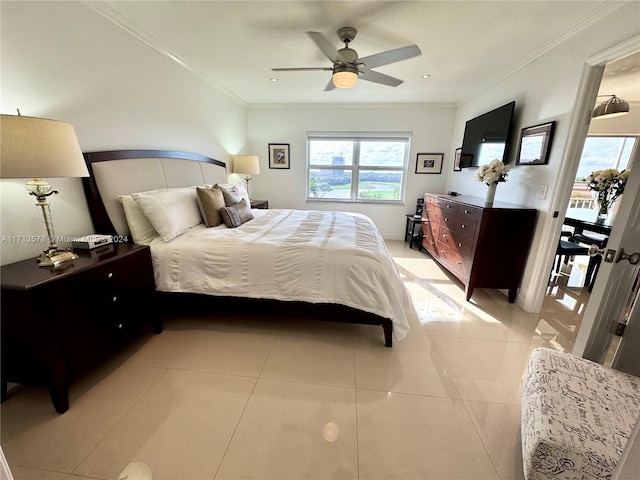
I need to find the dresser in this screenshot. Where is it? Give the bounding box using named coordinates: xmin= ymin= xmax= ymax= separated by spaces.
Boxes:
xmin=422 ymin=193 xmax=536 ymax=302
xmin=1 ymin=243 xmax=160 ymax=413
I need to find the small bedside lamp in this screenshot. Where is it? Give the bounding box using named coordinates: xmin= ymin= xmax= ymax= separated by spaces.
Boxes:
xmin=233 ymin=155 xmax=260 ymax=200
xmin=1 ymin=113 xmax=89 ymax=267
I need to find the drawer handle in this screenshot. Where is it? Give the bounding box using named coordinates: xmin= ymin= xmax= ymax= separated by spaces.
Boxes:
xmin=107 ymin=272 xmax=113 ymax=279
xmin=457 ymin=261 xmax=463 ymax=265
xmin=464 ymin=210 xmax=471 ymax=214
xmin=440 ymin=250 xmax=446 ymax=255
xmin=112 ymin=296 xmax=118 ymax=303
xmin=442 ymin=234 xmax=448 ymax=239
xmin=444 ymin=218 xmax=449 ymax=222
xmin=458 ymin=242 xmax=463 ymax=247
xmin=461 ymin=224 xmax=466 ymax=228
xmin=446 ymin=205 xmax=453 ymax=209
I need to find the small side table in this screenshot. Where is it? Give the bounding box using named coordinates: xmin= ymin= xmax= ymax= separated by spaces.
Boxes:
xmin=405 ymin=214 xmax=422 ymax=249
xmin=250 ymin=200 xmax=269 ymax=209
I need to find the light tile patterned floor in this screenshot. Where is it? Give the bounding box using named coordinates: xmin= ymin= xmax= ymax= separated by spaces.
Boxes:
xmin=2 ymin=240 xmax=585 ymax=480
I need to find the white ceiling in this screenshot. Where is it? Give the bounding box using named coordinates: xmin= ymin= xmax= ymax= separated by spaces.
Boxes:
xmin=82 ymin=0 xmax=638 ymax=106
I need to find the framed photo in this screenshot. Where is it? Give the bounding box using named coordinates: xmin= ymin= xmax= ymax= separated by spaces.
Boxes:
xmin=453 ymin=148 xmax=462 ymax=172
xmin=269 ymin=143 xmax=290 ymax=169
xmin=516 ymin=121 xmax=556 ymax=165
xmin=415 ymin=153 xmax=443 ymax=174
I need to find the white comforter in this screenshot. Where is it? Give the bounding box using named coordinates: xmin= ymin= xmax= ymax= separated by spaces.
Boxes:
xmin=149 ymin=208 xmax=411 ymax=340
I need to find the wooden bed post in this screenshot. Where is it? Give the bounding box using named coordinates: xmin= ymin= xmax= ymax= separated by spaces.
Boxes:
xmin=382 ymin=319 xmax=393 ymax=347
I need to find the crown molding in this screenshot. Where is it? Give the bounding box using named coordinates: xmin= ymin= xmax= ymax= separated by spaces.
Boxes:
xmin=82 ymin=1 xmax=248 ymax=108
xmin=458 ymin=2 xmax=628 ymax=107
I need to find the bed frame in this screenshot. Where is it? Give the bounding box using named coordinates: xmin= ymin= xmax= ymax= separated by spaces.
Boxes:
xmin=82 ymin=149 xmax=394 ymax=347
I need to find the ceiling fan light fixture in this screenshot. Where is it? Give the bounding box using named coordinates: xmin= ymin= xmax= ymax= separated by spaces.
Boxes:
xmin=332 ymin=71 xmax=357 ymax=88
xmin=592 ymin=95 xmax=630 ymax=120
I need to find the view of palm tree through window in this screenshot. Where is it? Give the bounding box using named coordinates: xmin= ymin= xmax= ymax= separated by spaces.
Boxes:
xmin=570 ymin=136 xmax=637 ymax=215
xmin=307 ymin=136 xmax=409 ymax=202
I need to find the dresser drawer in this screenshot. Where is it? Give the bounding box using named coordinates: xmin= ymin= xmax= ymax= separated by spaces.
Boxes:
xmin=438 ymin=227 xmax=474 ymax=259
xmin=436 ymin=241 xmax=469 ymax=279
xmin=441 ymin=211 xmax=477 ymax=239
xmin=458 ymin=204 xmax=482 ymax=221
xmin=421 ymin=221 xmax=438 ymax=255
xmin=434 ymin=198 xmax=458 ymax=214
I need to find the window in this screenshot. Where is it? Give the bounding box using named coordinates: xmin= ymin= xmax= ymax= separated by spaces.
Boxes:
xmin=306 ymin=132 xmax=411 ymax=203
xmin=569 ymin=135 xmax=638 ymax=211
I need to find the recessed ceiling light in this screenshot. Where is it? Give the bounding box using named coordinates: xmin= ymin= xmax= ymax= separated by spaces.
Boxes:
xmin=270 ymin=78 xmax=278 ymax=82
xmin=421 ymin=74 xmax=431 ymax=79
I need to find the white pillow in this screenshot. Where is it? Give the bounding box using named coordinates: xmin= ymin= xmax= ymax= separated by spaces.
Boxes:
xmin=132 ymin=186 xmax=202 ymax=242
xmin=117 ymin=195 xmax=159 ymax=245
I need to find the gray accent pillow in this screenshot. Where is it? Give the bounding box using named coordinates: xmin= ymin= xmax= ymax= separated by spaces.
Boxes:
xmin=220 ymin=199 xmax=254 ymax=228
xmin=196 ymin=185 xmax=225 ymax=227
xmin=218 ymin=184 xmax=243 ymax=206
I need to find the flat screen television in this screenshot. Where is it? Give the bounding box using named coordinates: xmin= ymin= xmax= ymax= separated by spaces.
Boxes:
xmin=459 ymin=101 xmax=516 ymax=168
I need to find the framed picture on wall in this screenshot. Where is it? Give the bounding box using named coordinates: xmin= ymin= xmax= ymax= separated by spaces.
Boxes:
xmin=269 ymin=143 xmax=290 ymax=169
xmin=516 ymin=121 xmax=556 ymax=165
xmin=415 ymin=153 xmax=443 ymax=174
xmin=453 ymin=148 xmax=462 ymax=172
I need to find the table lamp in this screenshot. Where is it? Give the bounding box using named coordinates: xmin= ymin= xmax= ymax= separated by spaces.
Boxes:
xmin=233 ymin=155 xmax=260 ymax=200
xmin=1 ymin=113 xmax=89 ymax=267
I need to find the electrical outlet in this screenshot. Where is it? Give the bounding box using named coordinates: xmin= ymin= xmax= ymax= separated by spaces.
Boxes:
xmin=538 ymin=184 xmax=548 ymax=199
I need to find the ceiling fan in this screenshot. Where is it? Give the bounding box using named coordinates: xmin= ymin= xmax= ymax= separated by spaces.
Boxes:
xmin=272 ymin=27 xmax=421 ymax=90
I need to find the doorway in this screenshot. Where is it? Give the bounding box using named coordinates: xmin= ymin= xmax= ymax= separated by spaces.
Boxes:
xmin=533 ymin=39 xmax=640 ymax=372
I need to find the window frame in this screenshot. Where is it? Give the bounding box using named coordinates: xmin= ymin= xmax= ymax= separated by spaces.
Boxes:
xmin=306 ymin=131 xmax=411 ymax=204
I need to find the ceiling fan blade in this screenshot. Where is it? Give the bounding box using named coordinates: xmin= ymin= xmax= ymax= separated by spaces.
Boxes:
xmin=359 ymin=69 xmax=403 ymax=87
xmin=324 ymin=78 xmax=336 ymax=91
xmin=272 ymin=67 xmax=333 ymax=71
xmin=306 ymin=31 xmax=345 ymax=63
xmin=358 ymin=45 xmax=421 ymax=69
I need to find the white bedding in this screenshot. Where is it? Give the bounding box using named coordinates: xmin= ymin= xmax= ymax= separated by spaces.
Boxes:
xmin=149 ymin=208 xmax=411 ymax=340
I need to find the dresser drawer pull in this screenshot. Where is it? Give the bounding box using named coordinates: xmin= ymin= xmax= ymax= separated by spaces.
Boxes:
xmin=461 ymin=224 xmax=466 ymax=228
xmin=458 ymin=242 xmax=464 ymax=247
xmin=464 ymin=209 xmax=471 ymax=214
xmin=446 ymin=205 xmax=454 ymax=209
xmin=442 ymin=234 xmax=448 ymax=239
xmin=457 ymin=261 xmax=463 ymax=265
xmin=444 ymin=218 xmax=449 ymax=222
xmin=107 ymin=272 xmax=113 ymax=279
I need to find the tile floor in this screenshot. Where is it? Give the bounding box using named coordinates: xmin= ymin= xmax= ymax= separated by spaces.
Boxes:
xmin=1 ymin=240 xmax=593 ymax=480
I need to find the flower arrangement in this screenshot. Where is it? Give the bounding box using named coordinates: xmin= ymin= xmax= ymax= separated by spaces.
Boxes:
xmin=586 ymin=168 xmax=630 ymax=221
xmin=475 ymin=159 xmax=510 ymax=185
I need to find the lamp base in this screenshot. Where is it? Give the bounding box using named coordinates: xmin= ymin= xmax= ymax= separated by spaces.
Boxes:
xmin=37 ymin=248 xmax=78 ymax=268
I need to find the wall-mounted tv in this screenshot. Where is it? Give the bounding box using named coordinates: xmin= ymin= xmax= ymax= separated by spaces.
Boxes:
xmin=459 ymin=101 xmax=516 ymax=168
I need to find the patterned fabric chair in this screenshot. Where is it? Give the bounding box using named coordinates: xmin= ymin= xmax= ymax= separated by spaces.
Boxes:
xmin=521 ymin=347 xmax=640 ymax=480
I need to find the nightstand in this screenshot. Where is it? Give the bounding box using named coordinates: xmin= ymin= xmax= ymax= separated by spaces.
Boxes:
xmin=1 ymin=243 xmax=160 ymax=413
xmin=250 ymin=200 xmax=269 ymax=209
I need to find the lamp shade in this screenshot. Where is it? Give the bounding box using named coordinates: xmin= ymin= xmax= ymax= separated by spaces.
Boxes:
xmin=592 ymin=95 xmax=630 ymax=120
xmin=0 ymin=114 xmax=88 ymax=178
xmin=233 ymin=155 xmax=260 ymax=175
xmin=332 ymin=71 xmax=358 ymax=89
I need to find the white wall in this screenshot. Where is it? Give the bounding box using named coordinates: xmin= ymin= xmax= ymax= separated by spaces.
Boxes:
xmin=445 ymin=2 xmax=640 ymax=310
xmin=0 ymin=1 xmax=248 ymax=265
xmin=248 ymin=105 xmax=455 ymax=239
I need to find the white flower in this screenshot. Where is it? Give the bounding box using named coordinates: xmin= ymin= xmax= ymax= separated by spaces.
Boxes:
xmin=475 ymin=159 xmax=510 ymax=185
xmin=586 ymin=168 xmax=618 ymax=192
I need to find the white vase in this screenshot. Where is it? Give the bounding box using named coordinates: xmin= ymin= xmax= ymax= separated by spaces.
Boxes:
xmin=485 ymin=183 xmax=497 ymax=206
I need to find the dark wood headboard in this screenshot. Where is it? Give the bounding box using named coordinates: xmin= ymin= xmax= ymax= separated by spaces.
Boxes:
xmin=82 ymin=149 xmax=227 ymax=237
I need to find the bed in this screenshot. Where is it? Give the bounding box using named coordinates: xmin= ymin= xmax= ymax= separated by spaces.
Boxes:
xmin=82 ymin=149 xmax=412 ymax=346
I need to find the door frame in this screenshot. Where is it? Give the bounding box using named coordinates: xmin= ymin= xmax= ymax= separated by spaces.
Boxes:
xmin=527 ymin=34 xmax=640 ymax=314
